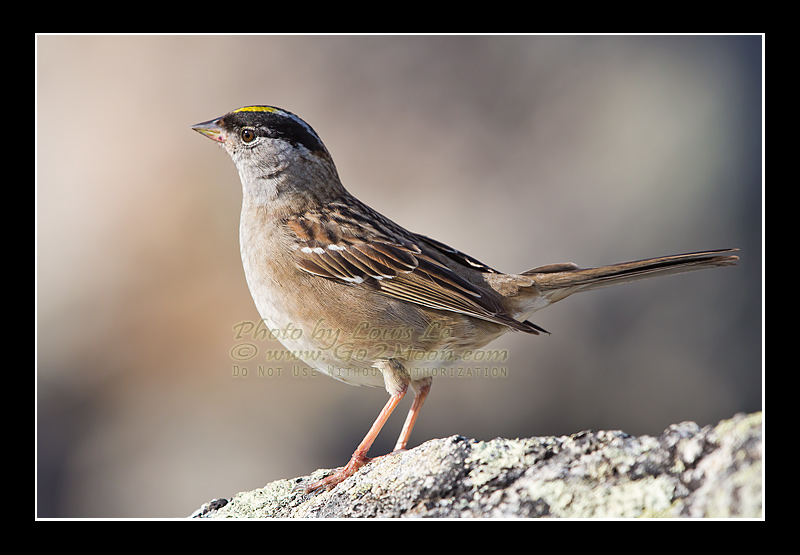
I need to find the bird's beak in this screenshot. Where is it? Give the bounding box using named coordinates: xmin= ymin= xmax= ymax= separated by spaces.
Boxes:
xmin=192 ymin=118 xmax=226 ymax=142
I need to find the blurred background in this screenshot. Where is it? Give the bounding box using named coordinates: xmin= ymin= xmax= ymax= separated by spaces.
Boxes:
xmin=36 ymin=35 xmax=762 ymax=518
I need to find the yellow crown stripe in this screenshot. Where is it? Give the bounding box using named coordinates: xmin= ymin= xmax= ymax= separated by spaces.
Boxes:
xmin=233 ymin=106 xmax=279 ymax=114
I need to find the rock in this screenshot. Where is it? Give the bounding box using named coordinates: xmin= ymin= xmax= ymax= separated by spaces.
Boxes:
xmin=190 ymin=412 xmax=762 ymax=518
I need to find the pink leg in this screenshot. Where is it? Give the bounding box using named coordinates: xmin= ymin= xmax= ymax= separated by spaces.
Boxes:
xmin=304 ymin=360 xmax=412 ymax=493
xmin=394 ymin=378 xmax=432 ymax=452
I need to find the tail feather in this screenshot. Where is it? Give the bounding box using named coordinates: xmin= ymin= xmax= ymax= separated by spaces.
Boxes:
xmin=525 ymin=249 xmax=739 ymax=299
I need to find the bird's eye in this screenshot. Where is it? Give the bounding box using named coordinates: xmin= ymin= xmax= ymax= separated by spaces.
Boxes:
xmin=240 ymin=128 xmax=256 ymax=143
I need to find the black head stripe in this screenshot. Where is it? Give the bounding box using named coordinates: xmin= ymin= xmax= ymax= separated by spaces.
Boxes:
xmin=223 ymin=106 xmax=326 ymax=153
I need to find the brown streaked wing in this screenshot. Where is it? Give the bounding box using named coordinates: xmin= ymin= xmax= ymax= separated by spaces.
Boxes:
xmin=285 ymin=210 xmax=543 ymax=334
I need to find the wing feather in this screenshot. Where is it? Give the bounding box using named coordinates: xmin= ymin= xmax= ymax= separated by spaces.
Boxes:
xmin=283 ymin=205 xmax=542 ymax=334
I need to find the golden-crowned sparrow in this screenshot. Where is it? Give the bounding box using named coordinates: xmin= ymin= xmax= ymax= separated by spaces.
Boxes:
xmin=192 ymin=105 xmax=738 ymax=492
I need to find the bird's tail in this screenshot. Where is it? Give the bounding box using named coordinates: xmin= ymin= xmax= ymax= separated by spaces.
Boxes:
xmin=523 ymin=248 xmax=739 ymax=305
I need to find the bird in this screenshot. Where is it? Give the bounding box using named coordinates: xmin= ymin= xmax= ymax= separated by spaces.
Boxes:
xmin=192 ymin=105 xmax=738 ymax=492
